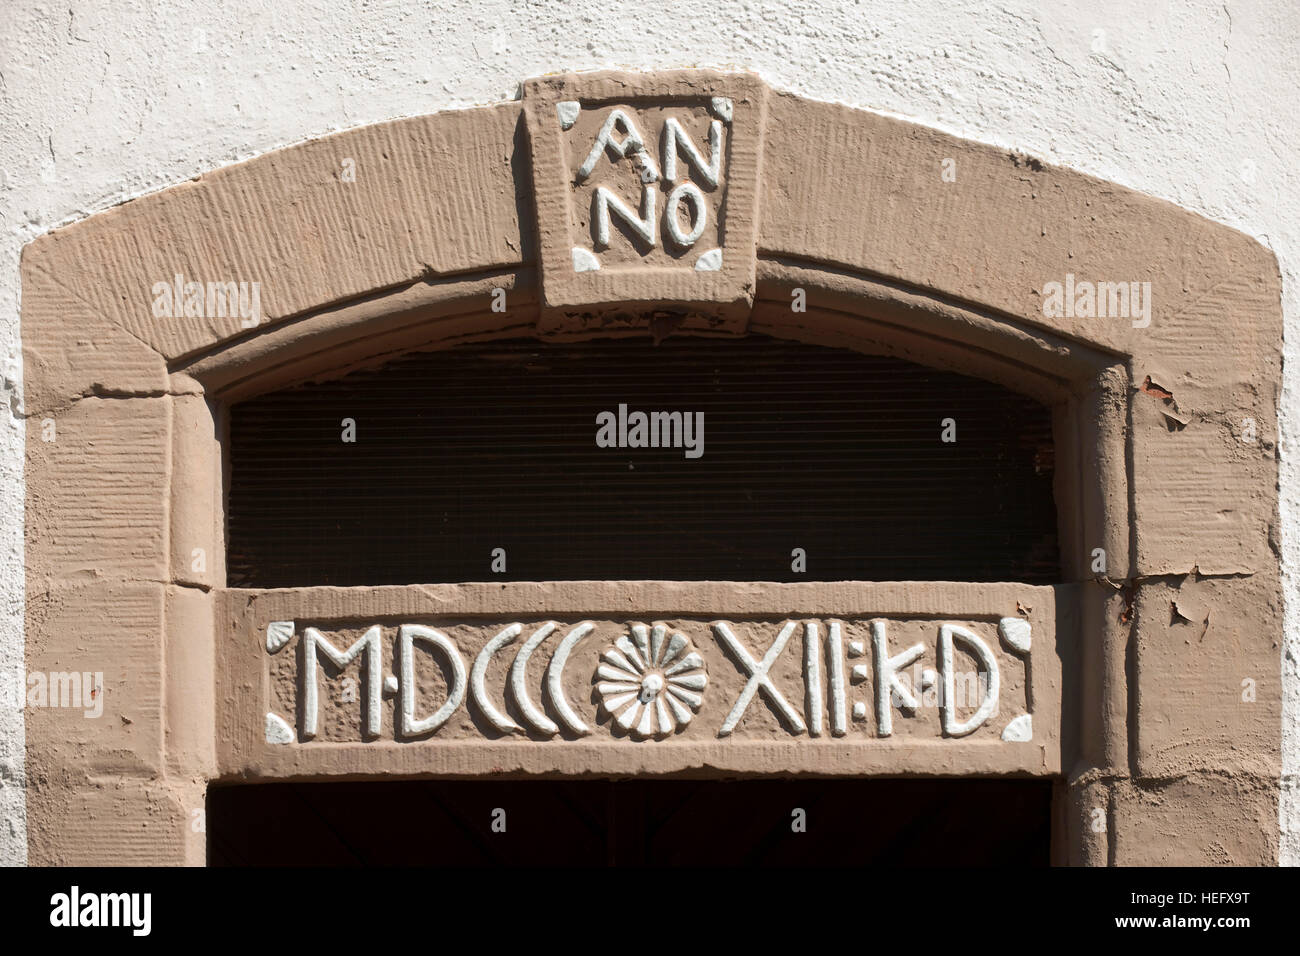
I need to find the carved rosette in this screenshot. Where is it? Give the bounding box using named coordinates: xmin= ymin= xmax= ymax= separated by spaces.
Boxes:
xmin=595 ymin=624 xmax=708 ymax=739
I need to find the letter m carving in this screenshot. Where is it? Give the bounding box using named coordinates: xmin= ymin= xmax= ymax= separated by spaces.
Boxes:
xmin=302 ymin=626 xmax=383 ymax=740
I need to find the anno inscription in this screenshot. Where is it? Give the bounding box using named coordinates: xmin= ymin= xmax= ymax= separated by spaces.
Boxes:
xmin=560 ymin=98 xmax=732 ymax=273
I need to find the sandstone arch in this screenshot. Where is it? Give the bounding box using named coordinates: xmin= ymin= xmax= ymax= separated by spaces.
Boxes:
xmin=21 ymin=70 xmax=1282 ymax=865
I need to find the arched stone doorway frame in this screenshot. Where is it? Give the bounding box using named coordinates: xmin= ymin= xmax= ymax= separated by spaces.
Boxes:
xmin=21 ymin=70 xmax=1282 ymax=865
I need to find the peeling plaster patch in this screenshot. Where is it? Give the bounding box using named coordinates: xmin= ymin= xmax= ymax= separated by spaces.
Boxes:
xmin=1138 ymin=375 xmax=1190 ymax=429
xmin=1119 ymin=587 xmax=1136 ymax=624
xmin=1008 ymin=151 xmax=1044 ymax=171
xmin=1139 ymin=375 xmax=1174 ymax=401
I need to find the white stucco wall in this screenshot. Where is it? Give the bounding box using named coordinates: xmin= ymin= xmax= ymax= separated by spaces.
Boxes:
xmin=2 ymin=0 xmax=1297 ymax=866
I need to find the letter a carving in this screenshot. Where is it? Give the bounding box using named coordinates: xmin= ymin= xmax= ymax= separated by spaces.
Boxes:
xmin=577 ymin=109 xmax=659 ymax=182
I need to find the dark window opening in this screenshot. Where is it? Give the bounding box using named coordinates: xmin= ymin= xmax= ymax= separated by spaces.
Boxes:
xmin=207 ymin=778 xmax=1053 ymax=866
xmin=227 ymin=335 xmax=1058 ymax=586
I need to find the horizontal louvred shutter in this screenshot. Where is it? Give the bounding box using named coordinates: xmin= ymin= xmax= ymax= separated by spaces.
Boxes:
xmin=227 ymin=336 xmax=1057 ymax=587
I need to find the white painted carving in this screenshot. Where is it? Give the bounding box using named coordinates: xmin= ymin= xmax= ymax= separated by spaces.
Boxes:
xmin=662 ymin=117 xmax=722 ymax=188
xmin=303 ymin=625 xmax=383 ymax=740
xmin=577 ymin=109 xmax=659 ymax=182
xmin=805 ymin=620 xmax=823 ymax=736
xmin=270 ymin=615 xmax=1030 ymax=747
xmin=471 ymin=623 xmax=524 ymax=734
xmin=595 ymin=624 xmax=707 ymax=739
xmin=1001 ymin=713 xmax=1033 ymax=742
xmin=709 ymin=96 xmax=734 ymax=123
xmin=571 ymin=108 xmax=727 ymax=263
xmin=545 ymin=622 xmax=596 ymax=736
xmin=938 ymin=624 xmax=1001 ymax=738
xmin=998 ymin=617 xmax=1032 ymax=654
xmin=715 ymin=621 xmax=806 ymax=736
xmin=509 ymin=622 xmax=560 ymax=736
xmin=266 ymin=620 xmax=294 ymax=654
xmin=572 ymin=246 xmax=601 ymax=272
xmin=665 ymin=182 xmax=707 ymax=247
xmin=556 ymin=100 xmax=580 ymax=130
xmin=694 ymin=248 xmax=722 ymax=271
xmin=827 ymin=620 xmax=847 ymax=736
xmin=397 ymin=624 xmax=466 ymax=737
xmin=265 ymin=712 xmax=295 ymax=744
xmin=871 ymin=620 xmax=924 ymax=738
xmin=593 ymin=184 xmax=657 ymax=249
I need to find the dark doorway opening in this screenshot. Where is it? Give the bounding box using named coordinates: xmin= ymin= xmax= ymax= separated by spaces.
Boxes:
xmin=208 ymin=777 xmax=1052 ymax=866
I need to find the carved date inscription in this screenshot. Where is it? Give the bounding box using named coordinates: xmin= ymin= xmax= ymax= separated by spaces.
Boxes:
xmin=262 ymin=617 xmax=1037 ymax=746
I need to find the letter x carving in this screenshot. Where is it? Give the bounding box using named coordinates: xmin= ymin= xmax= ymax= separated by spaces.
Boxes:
xmin=713 ymin=621 xmax=806 ymax=736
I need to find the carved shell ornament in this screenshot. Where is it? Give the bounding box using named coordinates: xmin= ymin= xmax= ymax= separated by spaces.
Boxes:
xmin=595 ymin=624 xmax=708 ymax=738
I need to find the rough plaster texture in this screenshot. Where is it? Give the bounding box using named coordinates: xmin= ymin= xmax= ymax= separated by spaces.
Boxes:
xmin=2 ymin=0 xmax=1298 ymax=865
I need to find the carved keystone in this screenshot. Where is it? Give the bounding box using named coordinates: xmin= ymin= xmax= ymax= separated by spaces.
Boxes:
xmin=522 ymin=70 xmax=765 ymax=335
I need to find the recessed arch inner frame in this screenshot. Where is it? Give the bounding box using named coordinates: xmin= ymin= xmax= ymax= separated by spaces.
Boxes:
xmin=177 ymin=258 xmax=1125 ymax=407
xmin=173 ymin=256 xmax=1132 ymax=848
xmin=175 ymin=257 xmax=1132 ymax=591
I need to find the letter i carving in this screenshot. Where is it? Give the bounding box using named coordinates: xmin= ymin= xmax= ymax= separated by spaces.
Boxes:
xmin=805 ymin=621 xmax=823 ymax=737
xmin=826 ymin=621 xmax=847 ymax=736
